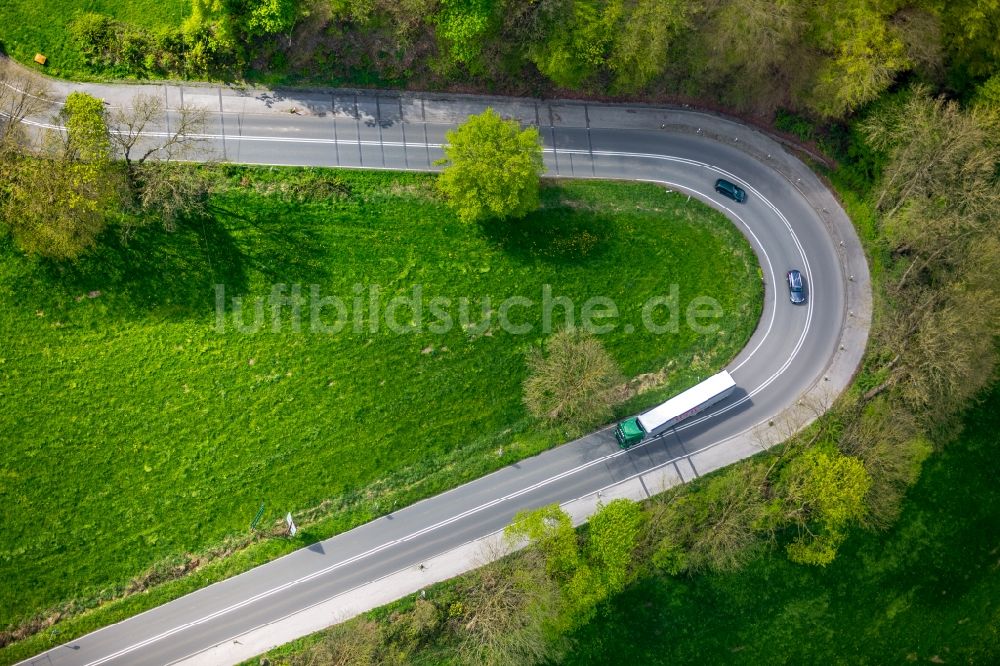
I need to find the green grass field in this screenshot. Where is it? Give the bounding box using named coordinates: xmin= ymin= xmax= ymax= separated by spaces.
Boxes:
xmin=566 ymin=385 xmax=1000 ymax=664
xmin=0 ymin=0 xmax=186 ymax=79
xmin=0 ymin=170 xmax=761 ymax=632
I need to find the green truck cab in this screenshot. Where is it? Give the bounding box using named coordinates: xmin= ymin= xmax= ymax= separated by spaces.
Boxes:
xmin=614 ymin=371 xmax=737 ymax=450
xmin=615 ymin=417 xmax=646 ymax=449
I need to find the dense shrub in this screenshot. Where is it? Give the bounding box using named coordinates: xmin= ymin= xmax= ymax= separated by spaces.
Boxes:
xmin=68 ymin=11 xmax=237 ymax=78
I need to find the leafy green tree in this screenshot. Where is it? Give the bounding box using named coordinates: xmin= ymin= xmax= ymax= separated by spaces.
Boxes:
xmin=974 ymin=73 xmax=1000 ymax=137
xmin=179 ymin=0 xmax=240 ymax=75
xmin=1 ymin=156 xmax=112 ymax=260
xmin=810 ymin=4 xmax=910 ymax=117
xmin=558 ymin=561 xmax=606 ymax=630
xmin=778 ymin=445 xmax=870 ymax=566
xmin=523 ymin=329 xmax=624 ymax=433
xmin=1 ymin=92 xmax=124 ymax=260
xmin=437 ymin=107 xmax=544 ymax=223
xmin=330 ymin=0 xmax=378 ymax=23
xmin=505 ymin=504 xmax=580 ymax=579
xmin=503 ymin=503 xmax=607 ymax=633
xmin=62 ymin=92 xmax=112 ymax=163
xmin=436 ymin=0 xmax=499 ymax=70
xmin=941 ymin=0 xmax=1000 ymax=81
xmin=608 ymin=0 xmax=690 ymax=93
xmin=529 ymin=0 xmax=620 ymax=88
xmin=242 ymin=0 xmax=298 ymax=37
xmin=587 ymin=499 xmax=645 ymax=592
xmin=974 ymin=72 xmax=1000 ymax=111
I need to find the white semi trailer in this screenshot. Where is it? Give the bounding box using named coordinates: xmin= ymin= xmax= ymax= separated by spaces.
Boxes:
xmin=615 ymin=370 xmax=737 ymax=448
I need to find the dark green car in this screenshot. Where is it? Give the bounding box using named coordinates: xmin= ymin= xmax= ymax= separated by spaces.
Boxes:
xmin=715 ymin=178 xmax=747 ymax=203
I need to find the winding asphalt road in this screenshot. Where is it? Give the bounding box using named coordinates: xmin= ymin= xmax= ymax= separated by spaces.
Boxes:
xmin=7 ymin=79 xmax=871 ymax=666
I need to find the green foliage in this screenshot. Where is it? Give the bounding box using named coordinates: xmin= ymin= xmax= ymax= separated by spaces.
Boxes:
xmin=437 ymin=108 xmax=545 ymax=223
xmin=607 ymin=0 xmax=690 ymax=93
xmin=505 ymin=505 xmax=580 ymax=578
xmin=68 ymin=13 xmax=120 ymax=66
xmin=942 ymin=0 xmax=1000 ymax=82
xmin=529 ymin=0 xmax=620 ymax=88
xmin=974 ymin=72 xmax=1000 ymax=110
xmin=809 ymin=4 xmax=910 ymax=117
xmin=232 ymin=0 xmax=298 ymax=37
xmin=778 ymin=445 xmax=870 ymax=566
xmin=773 ymin=109 xmax=816 ymax=142
xmin=586 ymin=499 xmax=645 ymax=592
xmin=559 ymin=562 xmax=607 ymax=629
xmin=0 ymin=93 xmax=122 ymax=260
xmin=62 ymin=92 xmax=112 ymax=162
xmin=502 ymin=503 xmax=629 ymax=633
xmin=0 ymin=155 xmax=112 ymax=260
xmin=435 ymin=0 xmax=498 ymax=70
xmin=330 ymin=0 xmax=378 ymax=23
xmin=522 ymin=329 xmax=624 ymax=433
xmin=68 ymin=4 xmax=236 ymax=78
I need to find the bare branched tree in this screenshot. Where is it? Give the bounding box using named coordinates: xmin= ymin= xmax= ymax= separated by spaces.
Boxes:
xmin=303 ymin=618 xmax=383 ymax=666
xmin=649 ymin=460 xmax=773 ymax=575
xmin=453 ymin=551 xmax=560 ymax=666
xmin=698 ymin=0 xmax=809 ymax=113
xmin=106 ymin=93 xmax=212 ymax=234
xmin=860 ymin=87 xmax=1000 ymax=412
xmin=107 ymin=93 xmax=209 ymax=169
xmin=0 ymin=59 xmax=52 ymax=149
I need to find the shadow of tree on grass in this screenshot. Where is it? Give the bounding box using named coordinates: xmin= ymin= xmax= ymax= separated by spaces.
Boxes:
xmin=478 ymin=206 xmax=617 ymax=266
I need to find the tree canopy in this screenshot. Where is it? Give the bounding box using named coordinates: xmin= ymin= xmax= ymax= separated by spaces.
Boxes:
xmin=1 ymin=92 xmax=121 ymax=260
xmin=437 ymin=107 xmax=545 ymax=223
xmin=587 ymin=499 xmax=645 ymax=592
xmin=522 ymin=329 xmax=623 ymax=433
xmin=779 ymin=446 xmax=871 ymax=566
